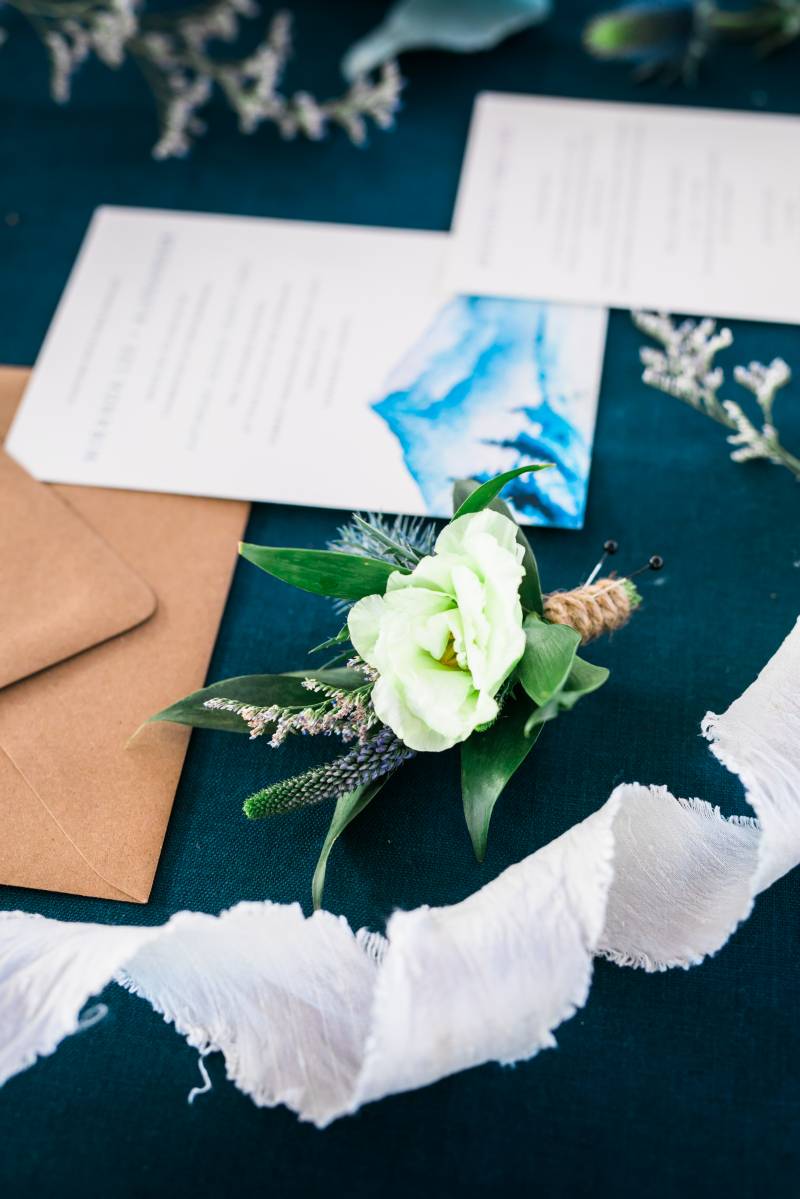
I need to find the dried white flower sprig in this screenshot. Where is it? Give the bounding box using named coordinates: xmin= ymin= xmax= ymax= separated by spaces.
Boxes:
xmin=634 ymin=311 xmax=800 ymax=482
xmin=204 ymin=659 xmax=380 ymax=748
xmin=2 ymin=1 xmax=403 ymax=159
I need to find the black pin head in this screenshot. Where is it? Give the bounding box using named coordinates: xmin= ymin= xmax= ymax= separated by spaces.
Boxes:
xmin=626 ymin=553 xmax=666 ymax=581
xmin=584 ymin=539 xmax=621 ymax=586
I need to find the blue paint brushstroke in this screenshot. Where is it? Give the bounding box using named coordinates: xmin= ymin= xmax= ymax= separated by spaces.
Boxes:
xmin=372 ymin=296 xmax=599 ymax=528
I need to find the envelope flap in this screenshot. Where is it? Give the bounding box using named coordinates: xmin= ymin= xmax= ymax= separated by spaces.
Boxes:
xmin=0 ymin=449 xmax=156 ymax=689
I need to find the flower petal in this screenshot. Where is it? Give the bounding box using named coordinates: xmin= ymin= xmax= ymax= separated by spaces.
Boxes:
xmin=371 ymin=674 xmax=455 ymax=753
xmin=435 ymin=509 xmax=522 ymax=560
xmin=347 ymin=594 xmax=386 ymax=665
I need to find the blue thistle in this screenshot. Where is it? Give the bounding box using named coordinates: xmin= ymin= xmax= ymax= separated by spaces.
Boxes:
xmin=243 ymin=725 xmax=414 ymax=819
xmin=328 ymin=512 xmax=437 ymax=570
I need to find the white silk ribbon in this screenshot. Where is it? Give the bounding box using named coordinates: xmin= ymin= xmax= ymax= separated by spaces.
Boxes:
xmin=1 ymin=619 xmax=799 ymax=1127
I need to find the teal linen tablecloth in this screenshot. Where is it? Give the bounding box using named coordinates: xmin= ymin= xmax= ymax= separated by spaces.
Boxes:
xmin=2 ymin=1 xmax=799 ymax=1194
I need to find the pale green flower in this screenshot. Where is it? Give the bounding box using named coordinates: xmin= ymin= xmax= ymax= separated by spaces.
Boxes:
xmin=348 ymin=509 xmax=526 ymax=752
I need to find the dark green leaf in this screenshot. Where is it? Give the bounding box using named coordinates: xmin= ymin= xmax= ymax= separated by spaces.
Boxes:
xmin=451 ymin=477 xmax=486 ymax=515
xmin=451 ymin=479 xmax=544 ymax=615
xmin=523 ymin=699 xmax=560 ymax=732
xmin=461 ymin=691 xmax=542 ymax=863
xmin=523 ymin=654 xmax=610 ymax=734
xmin=149 ymin=668 xmax=362 ymax=733
xmin=240 ymin=543 xmax=403 ymax=600
xmin=516 ymin=530 xmax=544 ymax=616
xmin=559 ymin=656 xmax=610 ymax=705
xmin=451 ymin=464 xmax=551 ymax=520
xmin=518 ymin=616 xmax=581 ymax=707
xmin=311 ymin=776 xmax=388 ymax=910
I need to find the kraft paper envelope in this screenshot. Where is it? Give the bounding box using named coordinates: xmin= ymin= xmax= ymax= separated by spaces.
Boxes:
xmin=0 ymin=366 xmax=249 ymax=902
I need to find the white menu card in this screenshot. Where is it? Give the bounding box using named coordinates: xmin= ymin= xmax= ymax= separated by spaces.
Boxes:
xmin=449 ymin=94 xmax=800 ymax=324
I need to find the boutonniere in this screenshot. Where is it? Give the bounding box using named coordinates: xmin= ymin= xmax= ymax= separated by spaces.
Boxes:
xmin=153 ymin=466 xmax=658 ymax=906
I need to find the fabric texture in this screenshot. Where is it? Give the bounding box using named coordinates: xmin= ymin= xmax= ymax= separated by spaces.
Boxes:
xmin=1 ymin=621 xmax=798 ymax=1125
xmin=1 ymin=0 xmax=800 ymax=1195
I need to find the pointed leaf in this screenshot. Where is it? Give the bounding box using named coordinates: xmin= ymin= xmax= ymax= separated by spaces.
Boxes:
xmin=461 ymin=691 xmax=542 ymax=863
xmin=240 ymin=543 xmax=403 ymax=600
xmin=523 ymin=654 xmax=610 ymax=734
xmin=452 ymin=478 xmax=544 ymax=615
xmin=516 ymin=530 xmax=544 ymax=616
xmin=559 ymin=656 xmax=609 ymax=706
xmin=149 ymin=668 xmax=362 ymax=733
xmin=312 ymin=776 xmax=388 ymax=910
xmin=451 ymin=463 xmax=551 ymax=520
xmin=523 ymin=699 xmax=560 ymax=733
xmin=518 ymin=616 xmax=581 ymax=707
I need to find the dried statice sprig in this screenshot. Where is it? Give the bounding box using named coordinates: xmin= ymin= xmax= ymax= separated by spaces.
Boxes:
xmin=31 ymin=0 xmax=138 ymax=103
xmin=2 ymin=1 xmax=403 ymax=159
xmin=203 ymin=696 xmax=280 ymax=739
xmin=633 ymin=310 xmax=800 ymax=481
xmin=243 ymin=724 xmax=415 ymax=819
xmin=203 ymin=661 xmax=379 ymax=748
xmin=329 ymin=512 xmax=438 ymax=571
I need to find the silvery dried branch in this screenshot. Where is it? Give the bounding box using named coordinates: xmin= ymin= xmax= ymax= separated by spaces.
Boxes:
xmin=0 ymin=0 xmax=403 ymax=159
xmin=633 ymin=310 xmax=800 ymax=481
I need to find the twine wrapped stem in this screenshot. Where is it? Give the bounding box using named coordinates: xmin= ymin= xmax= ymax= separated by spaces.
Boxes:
xmin=543 ymin=577 xmax=639 ymax=644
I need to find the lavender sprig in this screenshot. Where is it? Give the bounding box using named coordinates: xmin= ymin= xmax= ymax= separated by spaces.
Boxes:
xmin=243 ymin=725 xmax=415 ymax=819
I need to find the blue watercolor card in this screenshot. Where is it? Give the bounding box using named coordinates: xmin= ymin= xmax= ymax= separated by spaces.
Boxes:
xmin=372 ymin=296 xmax=607 ymax=529
xmin=10 ymin=209 xmax=606 ymax=528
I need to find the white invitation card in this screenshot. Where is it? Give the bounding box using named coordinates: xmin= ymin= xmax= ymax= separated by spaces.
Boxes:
xmin=7 ymin=206 xmax=607 ymax=527
xmin=450 ymin=94 xmax=800 ymax=324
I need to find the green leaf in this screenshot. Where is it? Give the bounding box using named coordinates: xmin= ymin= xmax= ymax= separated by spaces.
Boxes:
xmin=523 ymin=698 xmax=560 ymax=731
xmin=451 ymin=478 xmax=544 ymax=615
xmin=149 ymin=668 xmax=362 ymax=733
xmin=523 ymin=655 xmax=609 ymax=734
xmin=518 ymin=616 xmax=581 ymax=707
xmin=311 ymin=776 xmax=388 ymax=910
xmin=516 ymin=530 xmax=544 ymax=616
xmin=461 ymin=691 xmax=543 ymax=863
xmin=584 ymin=9 xmax=689 ymax=60
xmin=559 ymin=656 xmax=610 ymax=705
xmin=240 ymin=543 xmax=403 ymax=600
xmin=451 ymin=464 xmax=551 ymax=521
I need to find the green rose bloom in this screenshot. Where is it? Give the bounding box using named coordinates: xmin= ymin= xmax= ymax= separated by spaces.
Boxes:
xmin=347 ymin=509 xmax=526 ymax=752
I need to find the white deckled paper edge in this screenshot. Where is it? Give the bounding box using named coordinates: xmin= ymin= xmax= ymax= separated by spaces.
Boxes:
xmin=1 ymin=620 xmax=799 ymax=1126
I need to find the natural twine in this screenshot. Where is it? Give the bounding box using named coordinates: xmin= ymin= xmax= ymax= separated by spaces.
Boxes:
xmin=543 ymin=578 xmax=633 ymax=645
